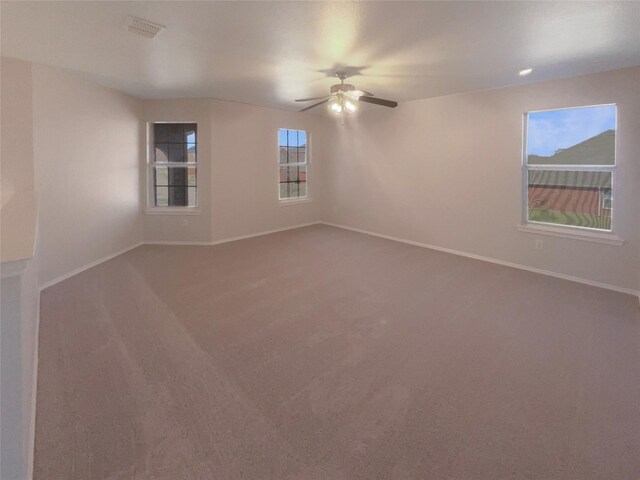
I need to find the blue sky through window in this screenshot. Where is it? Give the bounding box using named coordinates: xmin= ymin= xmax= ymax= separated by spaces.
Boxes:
xmin=527 ymin=105 xmax=616 ymax=156
xmin=279 ymin=129 xmax=306 ymax=147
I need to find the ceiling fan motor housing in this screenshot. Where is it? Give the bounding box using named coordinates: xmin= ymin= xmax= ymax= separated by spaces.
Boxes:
xmin=331 ymin=83 xmax=355 ymax=94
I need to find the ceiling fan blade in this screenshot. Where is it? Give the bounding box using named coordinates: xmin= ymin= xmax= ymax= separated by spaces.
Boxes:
xmin=299 ymin=98 xmax=329 ymax=112
xmin=294 ymin=95 xmax=330 ymax=102
xmin=345 ymin=90 xmax=373 ymax=100
xmin=357 ymin=96 xmax=398 ymax=108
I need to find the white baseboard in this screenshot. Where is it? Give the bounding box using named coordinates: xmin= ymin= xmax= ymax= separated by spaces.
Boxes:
xmin=39 ymin=241 xmax=144 ymax=291
xmin=321 ymin=222 xmax=639 ymax=297
xmin=209 ymin=222 xmax=322 ymax=245
xmin=41 ymin=223 xmax=323 ymax=288
xmin=38 ymin=221 xmax=636 ymax=298
xmin=144 ymin=222 xmax=322 ymax=247
xmin=143 ymin=240 xmax=212 ymax=246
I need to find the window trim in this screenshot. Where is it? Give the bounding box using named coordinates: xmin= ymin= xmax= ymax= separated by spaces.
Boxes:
xmin=516 ymin=223 xmax=623 ymax=245
xmin=520 ymin=104 xmax=619 ymax=240
xmin=146 ymin=121 xmax=200 ymax=213
xmin=278 ymin=128 xmax=311 ymax=203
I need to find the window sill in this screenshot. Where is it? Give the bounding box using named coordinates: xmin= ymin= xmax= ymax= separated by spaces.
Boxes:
xmin=279 ymin=198 xmax=312 ymax=206
xmin=517 ymin=223 xmax=623 ymax=245
xmin=145 ymin=208 xmax=201 ymax=216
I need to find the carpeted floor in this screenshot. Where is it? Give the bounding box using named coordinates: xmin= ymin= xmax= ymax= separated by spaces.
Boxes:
xmin=34 ymin=224 xmax=640 ymax=480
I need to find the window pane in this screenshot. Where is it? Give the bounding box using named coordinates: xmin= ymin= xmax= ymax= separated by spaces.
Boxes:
xmin=279 ymin=165 xmax=307 ymax=199
xmin=527 ymin=105 xmax=616 ymax=165
xmin=278 ymin=128 xmax=307 ymax=164
xmin=167 ymin=166 xmax=189 ymax=186
xmin=170 ymin=124 xmax=185 ymax=143
xmin=154 ymin=123 xmax=197 ymax=143
xmin=153 ymin=124 xmax=172 ymax=143
xmin=154 ymin=166 xmax=168 ymax=186
xmin=294 ymin=145 xmax=306 ymax=163
xmin=155 ymin=144 xmax=169 ymax=163
xmin=155 ymin=186 xmax=168 ymax=207
xmin=528 ymin=170 xmax=612 ymax=230
xmin=279 ymin=146 xmax=287 ymax=164
xmin=188 ymin=187 xmax=197 ymax=207
xmin=187 ymin=143 xmax=196 ymax=162
xmin=188 ymin=166 xmax=197 ymax=186
xmin=279 ymin=145 xmax=307 ymax=164
xmin=168 ymin=144 xmax=186 ymax=163
xmin=167 ymin=186 xmax=188 ymax=206
xmin=278 ymin=129 xmax=288 ymax=147
xmin=184 ymin=124 xmax=197 ymax=142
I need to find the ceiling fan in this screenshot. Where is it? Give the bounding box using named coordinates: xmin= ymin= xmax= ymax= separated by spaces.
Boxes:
xmin=295 ymin=72 xmax=398 ymax=115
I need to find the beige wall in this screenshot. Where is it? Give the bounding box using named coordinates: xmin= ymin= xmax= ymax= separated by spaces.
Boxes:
xmin=1 ymin=57 xmax=34 ymax=201
xmin=142 ymin=98 xmax=332 ymax=243
xmin=32 ymin=63 xmax=143 ymax=285
xmin=323 ymin=67 xmax=640 ymax=292
xmin=208 ymin=99 xmax=330 ymax=241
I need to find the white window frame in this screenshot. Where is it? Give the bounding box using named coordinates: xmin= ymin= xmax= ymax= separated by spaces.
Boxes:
xmin=146 ymin=122 xmax=200 ymax=215
xmin=519 ymin=104 xmax=622 ymax=245
xmin=278 ymin=128 xmax=311 ymax=204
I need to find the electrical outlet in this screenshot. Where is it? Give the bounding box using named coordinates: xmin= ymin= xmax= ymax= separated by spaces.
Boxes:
xmin=535 ymin=239 xmax=543 ymax=250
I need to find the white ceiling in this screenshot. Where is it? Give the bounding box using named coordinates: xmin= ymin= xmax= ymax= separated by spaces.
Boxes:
xmin=2 ymin=1 xmax=640 ymax=112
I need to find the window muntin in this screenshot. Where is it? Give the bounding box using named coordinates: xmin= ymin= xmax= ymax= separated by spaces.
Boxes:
xmin=279 ymin=128 xmax=308 ymax=200
xmin=524 ymin=105 xmax=616 ymax=232
xmin=151 ymin=123 xmax=197 ymax=207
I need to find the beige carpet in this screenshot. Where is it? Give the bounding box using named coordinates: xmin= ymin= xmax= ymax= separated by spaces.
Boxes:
xmin=34 ymin=224 xmax=640 ymax=480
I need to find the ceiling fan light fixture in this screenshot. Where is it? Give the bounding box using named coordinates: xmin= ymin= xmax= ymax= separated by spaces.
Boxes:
xmin=329 ymin=100 xmax=343 ymax=113
xmin=344 ymin=100 xmax=357 ymax=113
xmin=329 ymin=93 xmax=357 ymax=115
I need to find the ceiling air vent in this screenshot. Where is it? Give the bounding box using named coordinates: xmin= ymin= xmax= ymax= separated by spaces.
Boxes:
xmin=125 ymin=16 xmax=164 ymax=39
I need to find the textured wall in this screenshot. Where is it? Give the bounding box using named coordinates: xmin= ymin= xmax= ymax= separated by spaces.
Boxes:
xmin=32 ymin=63 xmax=143 ymax=285
xmin=323 ymin=67 xmax=640 ymax=291
xmin=1 ymin=57 xmax=33 ymax=199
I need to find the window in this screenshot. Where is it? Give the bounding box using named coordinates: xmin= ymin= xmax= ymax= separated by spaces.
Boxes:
xmin=279 ymin=128 xmax=308 ymax=200
xmin=150 ymin=123 xmax=197 ymax=208
xmin=524 ymin=105 xmax=616 ymax=232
